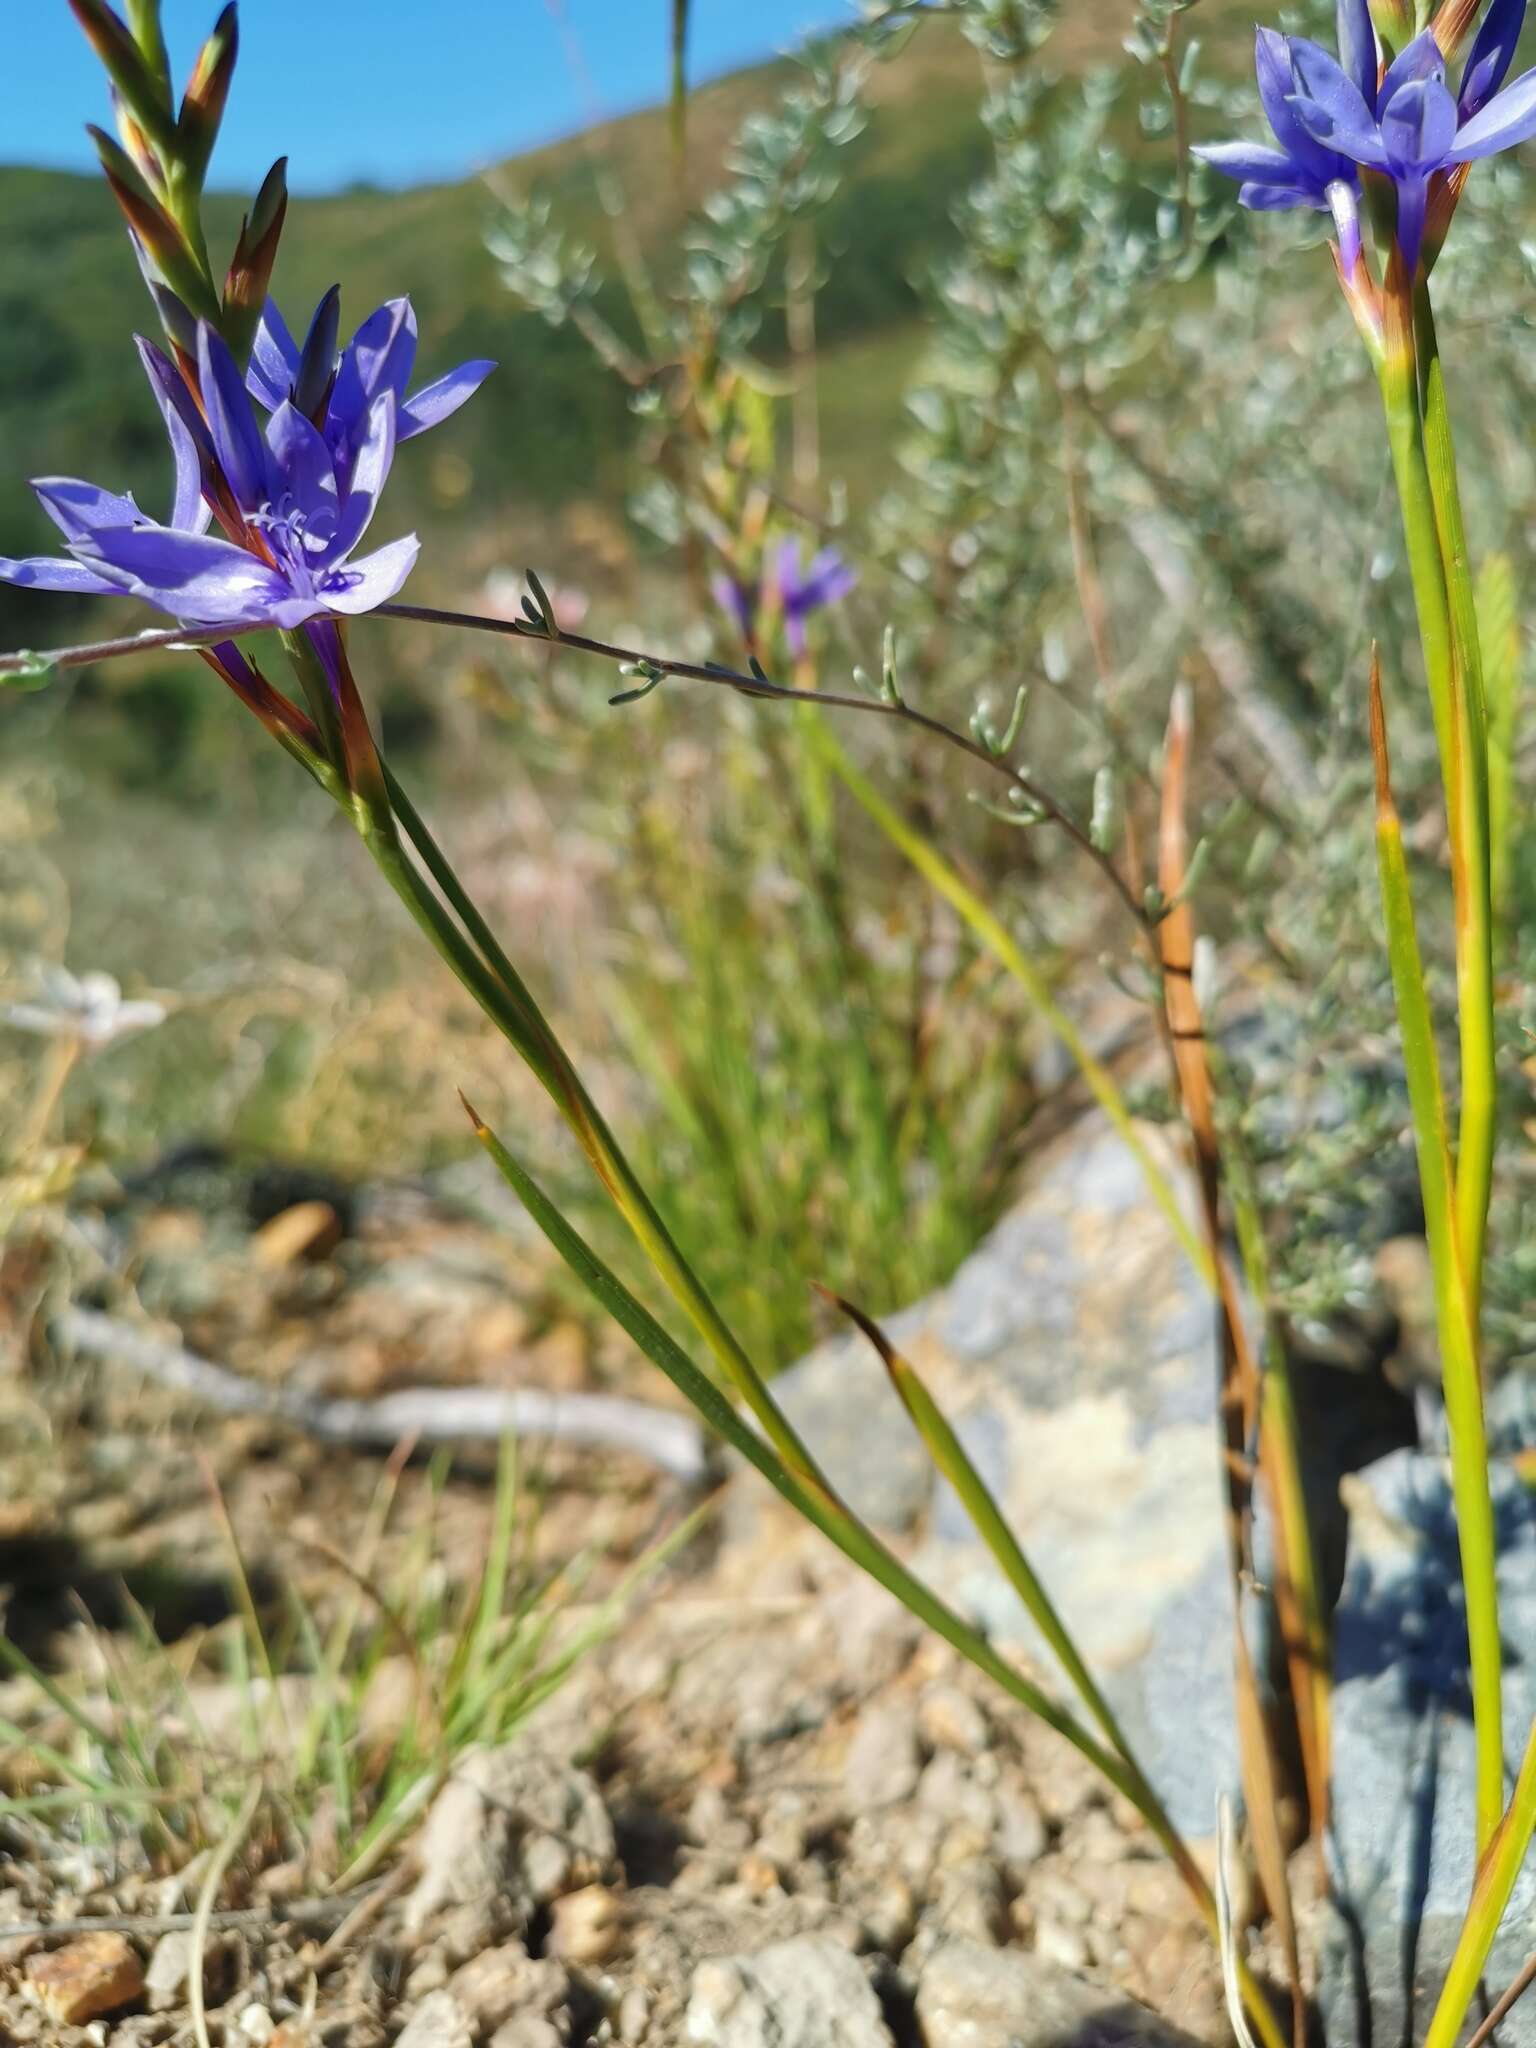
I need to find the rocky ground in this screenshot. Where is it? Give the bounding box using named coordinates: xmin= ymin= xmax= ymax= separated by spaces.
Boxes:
xmin=0 ymin=1108 xmax=1430 ymax=2048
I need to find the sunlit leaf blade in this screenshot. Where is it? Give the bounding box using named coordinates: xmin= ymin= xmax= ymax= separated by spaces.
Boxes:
xmin=1477 ymin=550 xmax=1521 ymax=936
xmin=1423 ymin=1720 xmax=1536 ymax=2048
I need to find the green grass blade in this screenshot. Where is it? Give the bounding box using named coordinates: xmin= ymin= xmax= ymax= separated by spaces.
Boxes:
xmin=1478 ymin=550 xmax=1521 ymax=938
xmin=826 ymin=1289 xmax=1142 ymax=1764
xmin=812 ymin=725 xmax=1214 ymax=1288
xmin=1424 ymin=1721 xmax=1536 ymax=2048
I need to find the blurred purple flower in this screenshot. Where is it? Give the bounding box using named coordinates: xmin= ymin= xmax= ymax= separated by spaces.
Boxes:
xmin=248 ymin=292 xmax=494 ymax=485
xmin=710 ymin=572 xmax=758 ymax=641
xmin=0 ymin=314 xmax=491 ymax=630
xmin=775 ymin=539 xmax=857 ymax=655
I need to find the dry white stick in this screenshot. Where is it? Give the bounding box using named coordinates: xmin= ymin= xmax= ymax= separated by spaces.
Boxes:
xmin=56 ymin=1305 xmax=710 ymax=1483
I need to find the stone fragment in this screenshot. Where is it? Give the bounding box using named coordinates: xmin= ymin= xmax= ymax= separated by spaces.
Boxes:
xmin=546 ymin=1883 xmax=624 ymax=1964
xmin=405 ymin=1745 xmax=615 ymax=1932
xmin=684 ymin=1937 xmax=893 ymax=2046
xmin=917 ymin=1685 xmax=989 ymax=1758
xmin=843 ymin=1698 xmax=923 ymax=1812
xmin=914 ymin=1940 xmax=1203 ymax=2048
xmin=396 ymin=1991 xmax=474 ymax=2048
xmin=22 ymin=1931 xmax=144 ymax=2024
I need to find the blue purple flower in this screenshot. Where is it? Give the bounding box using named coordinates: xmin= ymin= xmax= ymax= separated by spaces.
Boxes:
xmin=1201 ymin=0 xmax=1536 ymax=273
xmin=1 ymin=311 xmax=493 ymax=630
xmin=248 ymin=292 xmax=494 ymax=485
xmin=775 ymin=539 xmax=857 ymax=655
xmin=711 ymin=541 xmax=857 ymax=655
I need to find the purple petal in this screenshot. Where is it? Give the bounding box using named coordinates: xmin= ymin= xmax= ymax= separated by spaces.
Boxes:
xmin=1286 ymin=41 xmax=1390 ymax=163
xmin=1381 ymin=75 xmax=1459 ymax=170
xmin=1195 ymin=140 xmax=1308 ymax=183
xmin=31 ymin=476 xmax=142 ymax=542
xmin=73 ymin=524 xmax=293 ymax=625
xmin=197 ymin=323 xmax=270 ymax=516
xmin=1238 ymin=180 xmax=1327 ymax=210
xmin=319 ymin=533 xmax=419 ymax=614
xmin=248 ymin=299 xmax=301 ymax=411
xmin=1337 ymin=0 xmax=1380 ymax=111
xmin=803 ymin=547 xmax=856 ymax=606
xmin=1460 ymin=0 xmax=1527 ymax=116
xmin=294 ymin=286 xmax=342 ymax=420
xmin=266 ymin=401 xmax=338 ymax=531
xmin=136 ymin=337 xmax=211 ymax=532
xmin=329 ymin=392 xmax=398 ymax=563
xmin=0 ymin=554 xmax=125 ymax=595
xmin=1380 ymin=29 xmax=1447 ymax=107
xmin=398 ymin=358 xmax=496 ymax=439
xmin=330 ymin=299 xmax=417 ymax=444
xmin=1260 ymin=30 xmax=1362 ymax=173
xmin=1451 ymin=63 xmax=1536 ymax=157
xmin=711 ymin=574 xmax=755 ymax=635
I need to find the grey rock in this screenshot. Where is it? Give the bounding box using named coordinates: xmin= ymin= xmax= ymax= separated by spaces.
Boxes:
xmin=844 ymin=1699 xmax=923 ymax=1812
xmin=395 ymin=1991 xmax=474 ymax=2048
xmin=769 ymin=1116 xmax=1242 ymax=1834
xmin=913 ymin=1939 xmax=1202 ymax=2048
xmin=1320 ymin=1448 xmax=1536 ymax=2048
xmin=405 ymin=1745 xmax=616 ymax=1933
xmin=684 ymin=1937 xmax=893 ymax=2046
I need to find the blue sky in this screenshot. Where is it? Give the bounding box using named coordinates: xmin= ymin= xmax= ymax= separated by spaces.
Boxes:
xmin=4 ymin=1 xmax=857 ymax=193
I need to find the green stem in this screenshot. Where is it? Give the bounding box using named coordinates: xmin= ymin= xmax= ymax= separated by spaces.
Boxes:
xmin=349 ymin=764 xmax=832 ymax=1497
xmin=1412 ymin=284 xmax=1497 ymax=1324
xmin=1372 ymin=673 xmax=1503 ymax=1852
xmin=1423 ymin=1720 xmax=1536 ymax=2048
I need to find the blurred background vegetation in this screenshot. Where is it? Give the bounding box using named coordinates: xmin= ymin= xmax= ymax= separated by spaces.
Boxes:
xmin=3 ymin=0 xmax=1534 ymax=1377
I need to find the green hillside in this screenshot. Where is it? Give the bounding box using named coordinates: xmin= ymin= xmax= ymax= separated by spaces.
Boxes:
xmin=0 ymin=23 xmax=994 ymax=633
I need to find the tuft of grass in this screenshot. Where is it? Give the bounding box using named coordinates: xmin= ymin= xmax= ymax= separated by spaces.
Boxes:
xmin=0 ymin=1438 xmax=700 ymax=1887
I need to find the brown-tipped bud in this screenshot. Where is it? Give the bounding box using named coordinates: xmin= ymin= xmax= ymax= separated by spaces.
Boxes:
xmin=113 ymin=89 xmax=165 ymax=192
xmin=221 ymin=157 xmax=287 ymax=362
xmin=125 ymin=0 xmax=173 ymax=103
xmin=176 ymin=4 xmax=238 ymax=185
xmin=91 ymin=124 xmax=221 ymax=322
xmin=1368 ymin=645 xmax=1395 ymax=819
xmin=69 ymin=0 xmax=175 ymax=152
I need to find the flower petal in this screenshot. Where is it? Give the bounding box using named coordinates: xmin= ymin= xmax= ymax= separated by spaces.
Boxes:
xmin=266 ymin=400 xmax=339 ymax=530
xmin=1451 ymin=63 xmax=1536 ymax=158
xmin=329 ymin=298 xmax=417 ymax=446
xmin=1194 ymin=141 xmax=1306 ymax=183
xmin=1286 ymin=40 xmax=1390 ymax=164
xmin=319 ymin=532 xmax=419 ymax=614
xmin=398 ymin=358 xmax=496 ymax=438
xmin=1238 ymin=179 xmax=1327 ymax=210
xmin=198 ymin=323 xmax=270 ymax=516
xmin=1381 ymin=75 xmax=1459 ymax=171
xmin=1265 ymin=32 xmax=1373 ymax=171
xmin=248 ymin=298 xmax=301 ymax=411
xmin=136 ymin=336 xmax=213 ymax=532
xmin=1460 ymin=0 xmax=1527 ymax=117
xmin=73 ymin=523 xmax=294 ymax=624
xmin=1380 ymin=28 xmax=1446 ymax=108
xmin=294 ymin=285 xmax=342 ymax=419
xmin=1336 ymin=0 xmax=1380 ymax=112
xmin=330 ymin=391 xmax=398 ymax=561
xmin=31 ymin=476 xmax=141 ymax=542
xmin=0 ymin=553 xmax=125 ymax=595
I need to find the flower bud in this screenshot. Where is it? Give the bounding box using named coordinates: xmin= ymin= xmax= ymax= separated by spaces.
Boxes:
xmin=90 ymin=124 xmax=221 ymax=322
xmin=68 ymin=0 xmax=175 ymax=152
xmin=222 ymin=158 xmax=288 ymax=363
xmin=124 ymin=0 xmax=172 ymax=103
xmin=176 ymin=4 xmax=238 ymax=186
xmin=294 ymin=285 xmax=342 ymax=420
